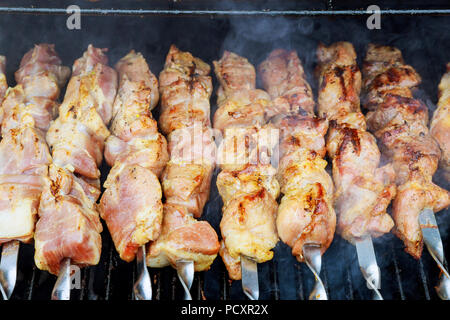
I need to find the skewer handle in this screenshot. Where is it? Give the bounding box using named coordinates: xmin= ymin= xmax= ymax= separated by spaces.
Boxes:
xmin=51 ymin=258 xmax=71 ymax=300
xmin=355 ymin=235 xmax=383 ymax=300
xmin=303 ymin=244 xmax=328 ymax=300
xmin=133 ymin=246 xmax=152 ymax=300
xmin=0 ymin=240 xmax=19 ymax=300
xmin=419 ymin=208 xmax=450 ymax=300
xmin=241 ymin=255 xmax=259 ymax=300
xmin=176 ymin=260 xmax=194 ymax=300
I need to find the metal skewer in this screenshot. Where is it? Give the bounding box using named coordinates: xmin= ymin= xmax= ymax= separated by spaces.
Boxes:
xmin=133 ymin=246 xmax=152 ymax=300
xmin=355 ymin=235 xmax=383 ymax=300
xmin=0 ymin=240 xmax=19 ymax=300
xmin=419 ymin=207 xmax=450 ymax=300
xmin=303 ymin=244 xmax=327 ymax=300
xmin=51 ymin=258 xmax=71 ymax=300
xmin=176 ymin=260 xmax=194 ymax=300
xmin=241 ymin=255 xmax=259 ymax=300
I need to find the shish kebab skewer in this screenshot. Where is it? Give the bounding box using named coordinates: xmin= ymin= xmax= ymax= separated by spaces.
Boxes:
xmin=98 ymin=51 xmax=169 ymax=300
xmin=259 ymin=49 xmax=336 ymax=300
xmin=0 ymin=45 xmax=70 ymax=299
xmin=146 ymin=45 xmax=220 ymax=300
xmin=316 ymin=42 xmax=398 ymax=300
xmin=362 ymin=44 xmax=450 ymax=299
xmin=213 ymin=51 xmax=280 ymax=300
xmin=34 ymin=45 xmax=118 ymax=300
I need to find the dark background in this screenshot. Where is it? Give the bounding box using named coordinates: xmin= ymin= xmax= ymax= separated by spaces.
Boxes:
xmin=0 ymin=4 xmax=449 ymax=300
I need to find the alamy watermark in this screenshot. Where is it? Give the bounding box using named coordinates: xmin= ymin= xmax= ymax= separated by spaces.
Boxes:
xmin=66 ymin=5 xmax=81 ymax=30
xmin=71 ymin=264 xmax=81 ymax=289
xmin=366 ymin=5 xmax=381 ymax=30
xmin=169 ymin=121 xmax=280 ymax=172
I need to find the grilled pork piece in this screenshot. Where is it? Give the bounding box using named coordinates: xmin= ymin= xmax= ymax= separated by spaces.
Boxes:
xmin=431 ymin=63 xmax=450 ymax=182
xmin=316 ymin=42 xmax=396 ymax=243
xmin=0 ymin=44 xmax=69 ymax=244
xmin=147 ymin=203 xmax=219 ymax=271
xmin=362 ymin=44 xmax=450 ymax=258
xmin=99 ymin=51 xmax=169 ymax=262
xmin=34 ymin=45 xmax=118 ymax=275
xmin=0 ymin=56 xmax=6 ymax=106
xmin=146 ymin=45 xmax=219 ymax=272
xmin=214 ymin=51 xmax=279 ymax=280
xmin=259 ymin=49 xmax=336 ymax=261
xmin=2 ymin=45 xmax=70 ymax=135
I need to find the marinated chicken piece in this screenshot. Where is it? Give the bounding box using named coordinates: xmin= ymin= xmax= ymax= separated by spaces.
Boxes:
xmin=362 ymin=44 xmax=450 ymax=258
xmin=259 ymin=49 xmax=315 ymax=117
xmin=35 ymin=45 xmax=118 ymax=274
xmin=99 ymin=51 xmax=168 ymax=262
xmin=158 ymin=45 xmax=212 ymax=135
xmin=0 ymin=56 xmax=6 ymax=106
xmin=430 ymin=63 xmax=450 ymax=181
xmin=100 ymin=165 xmax=163 ymax=262
xmin=0 ymin=128 xmax=49 ymax=243
xmin=0 ymin=45 xmax=69 ymax=245
xmin=220 ymin=188 xmax=278 ymax=263
xmin=316 ymin=42 xmax=396 ymax=242
xmin=274 ymin=116 xmax=335 ymax=259
xmin=213 ymin=51 xmax=271 ymax=132
xmin=217 ymin=164 xmax=279 ymax=206
xmin=216 ymin=125 xmax=278 ymax=173
xmin=259 ymin=49 xmax=336 ymax=261
xmin=162 ymin=125 xmax=215 ymax=218
xmin=147 ymin=46 xmax=219 ymax=271
xmin=147 ymin=204 xmax=219 ymax=271
xmin=214 ymin=51 xmax=279 ymax=279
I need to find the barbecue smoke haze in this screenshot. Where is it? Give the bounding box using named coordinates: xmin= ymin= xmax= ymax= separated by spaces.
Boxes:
xmin=215 ymin=14 xmax=450 ymax=296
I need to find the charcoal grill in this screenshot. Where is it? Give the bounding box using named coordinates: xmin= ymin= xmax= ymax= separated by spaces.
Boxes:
xmin=0 ymin=0 xmax=449 ymax=300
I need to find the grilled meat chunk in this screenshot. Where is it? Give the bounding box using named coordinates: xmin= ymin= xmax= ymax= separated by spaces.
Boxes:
xmin=147 ymin=203 xmax=219 ymax=272
xmin=158 ymin=45 xmax=212 ymax=136
xmin=259 ymin=49 xmax=315 ymax=117
xmin=34 ymin=165 xmax=102 ymax=275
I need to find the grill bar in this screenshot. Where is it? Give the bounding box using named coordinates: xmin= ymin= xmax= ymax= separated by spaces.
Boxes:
xmin=0 ymin=7 xmax=450 ymax=16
